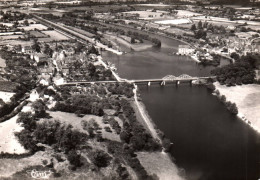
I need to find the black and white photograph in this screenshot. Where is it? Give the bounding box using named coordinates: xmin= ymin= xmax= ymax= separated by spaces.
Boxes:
xmin=0 ymin=0 xmax=259 ymax=179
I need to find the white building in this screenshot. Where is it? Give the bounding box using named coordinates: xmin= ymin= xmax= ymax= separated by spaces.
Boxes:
xmin=178 ymin=45 xmax=195 ymax=55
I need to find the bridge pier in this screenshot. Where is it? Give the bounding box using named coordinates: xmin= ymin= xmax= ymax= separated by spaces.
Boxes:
xmin=190 ymin=80 xmax=193 ymax=86
xmin=160 ymin=81 xmax=166 ymax=86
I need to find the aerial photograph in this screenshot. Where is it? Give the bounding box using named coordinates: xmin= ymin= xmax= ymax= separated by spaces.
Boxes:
xmin=0 ymin=0 xmax=259 ymax=179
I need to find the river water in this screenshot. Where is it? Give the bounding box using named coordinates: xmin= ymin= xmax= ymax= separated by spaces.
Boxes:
xmin=102 ymin=36 xmax=260 ymax=180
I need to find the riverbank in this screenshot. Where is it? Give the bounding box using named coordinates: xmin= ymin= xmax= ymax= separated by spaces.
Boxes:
xmin=133 ymin=84 xmax=161 ymax=143
xmin=132 ymin=84 xmax=185 ymax=180
xmin=214 ymin=82 xmax=260 ymax=133
xmin=104 ymin=33 xmax=153 ymax=52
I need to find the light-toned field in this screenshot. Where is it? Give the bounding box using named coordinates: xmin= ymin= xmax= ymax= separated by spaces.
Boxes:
xmin=19 ymin=24 xmax=48 ymax=31
xmin=1 ymin=23 xmax=13 ymax=27
xmin=0 ymin=151 xmax=52 ymax=178
xmin=214 ymin=82 xmax=260 ymax=131
xmin=155 ymin=18 xmax=192 ymax=25
xmin=176 ymin=10 xmax=202 ymax=17
xmin=0 ymin=35 xmax=24 ymax=40
xmin=123 ymin=11 xmax=167 ymax=20
xmin=0 ymin=91 xmax=15 ymax=103
xmin=0 ymin=115 xmax=27 ymax=154
xmin=0 ymin=104 xmax=33 ymax=154
xmin=137 ymin=151 xmax=185 ymax=180
xmin=0 ymin=57 xmax=6 ymax=67
xmin=42 ymin=30 xmax=70 ymax=41
xmin=0 ymin=40 xmax=33 ymax=46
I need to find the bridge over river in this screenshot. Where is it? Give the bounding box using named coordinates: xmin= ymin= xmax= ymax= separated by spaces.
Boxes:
xmin=59 ymin=74 xmax=216 ymax=86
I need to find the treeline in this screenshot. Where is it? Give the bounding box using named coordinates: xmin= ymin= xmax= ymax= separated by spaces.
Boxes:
xmin=107 ymin=83 xmax=134 ymax=98
xmin=53 ymin=94 xmax=105 ymax=116
xmin=211 ymin=53 xmax=260 ymax=86
xmin=207 ymin=84 xmax=238 ymax=114
xmin=119 ymin=99 xmax=161 ymax=151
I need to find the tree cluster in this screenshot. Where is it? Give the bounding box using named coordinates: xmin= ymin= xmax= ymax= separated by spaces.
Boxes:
xmin=53 ymin=94 xmax=104 ymax=116
xmin=119 ymin=99 xmax=161 ymax=151
xmin=107 ymin=82 xmax=134 ymax=98
xmin=211 ymin=54 xmax=260 ymax=86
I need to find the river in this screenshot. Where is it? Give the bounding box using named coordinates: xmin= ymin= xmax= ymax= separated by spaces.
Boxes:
xmin=102 ymin=36 xmax=260 ymax=180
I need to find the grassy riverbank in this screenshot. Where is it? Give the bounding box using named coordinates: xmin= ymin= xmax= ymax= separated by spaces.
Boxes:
xmin=104 ymin=33 xmax=153 ymax=52
xmin=214 ymin=82 xmax=260 ymax=133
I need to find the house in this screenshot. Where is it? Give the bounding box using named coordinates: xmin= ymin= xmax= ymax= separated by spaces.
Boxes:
xmin=22 ymin=45 xmax=33 ymax=54
xmin=178 ymin=45 xmax=195 ymax=55
xmin=29 ymin=88 xmax=41 ymax=102
xmin=30 ymin=53 xmax=48 ymax=63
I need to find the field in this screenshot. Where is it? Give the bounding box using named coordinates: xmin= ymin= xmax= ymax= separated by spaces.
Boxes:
xmin=0 ymin=40 xmax=33 ymax=47
xmin=29 ymin=30 xmax=48 ymax=38
xmin=123 ymin=11 xmax=167 ymax=20
xmin=214 ymin=82 xmax=260 ymax=131
xmin=0 ymin=91 xmax=15 ymax=103
xmin=19 ymin=24 xmax=48 ymax=31
xmin=42 ymin=30 xmax=70 ymax=41
xmin=176 ymin=10 xmax=202 ymax=17
xmin=0 ymin=35 xmax=24 ymax=40
xmin=137 ymin=152 xmax=185 ymax=180
xmin=155 ymin=18 xmax=192 ymax=25
xmin=0 ymin=114 xmax=27 ymax=155
xmin=0 ymin=57 xmax=5 ymax=67
xmin=0 ymin=81 xmax=18 ymax=92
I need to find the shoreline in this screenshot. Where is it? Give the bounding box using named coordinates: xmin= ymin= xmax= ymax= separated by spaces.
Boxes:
xmin=98 ymin=49 xmax=184 ymax=179
xmin=213 ymin=82 xmax=260 ymax=134
xmin=133 ymin=84 xmax=162 ymax=144
xmin=104 ymin=33 xmax=153 ymax=52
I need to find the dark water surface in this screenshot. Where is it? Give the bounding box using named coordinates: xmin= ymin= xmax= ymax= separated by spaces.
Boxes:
xmin=102 ymin=36 xmax=260 ymax=180
xmin=139 ymin=84 xmax=260 ymax=180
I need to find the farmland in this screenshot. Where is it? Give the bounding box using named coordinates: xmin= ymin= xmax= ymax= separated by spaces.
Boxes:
xmin=18 ymin=24 xmax=48 ymax=31
xmin=42 ymin=30 xmax=70 ymax=41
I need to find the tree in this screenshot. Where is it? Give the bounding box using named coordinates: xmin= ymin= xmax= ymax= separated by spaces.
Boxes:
xmin=130 ymin=37 xmax=135 ymax=44
xmin=191 ymin=24 xmax=196 ymax=31
xmin=67 ymin=150 xmax=82 ymax=169
xmin=32 ymin=99 xmax=48 ymax=118
xmin=195 ymin=29 xmax=207 ymax=39
xmin=198 ymin=21 xmax=203 ymax=29
xmin=92 ymin=150 xmax=112 ymax=168
xmin=120 ymin=131 xmax=131 ymax=143
xmin=203 ymin=21 xmax=208 ymax=29
xmin=230 ymin=52 xmax=240 ymax=60
xmin=24 ymin=20 xmax=29 ymax=26
xmin=17 ymin=112 xmax=37 ymax=131
xmin=220 ymin=95 xmax=226 ymax=103
xmin=32 ymin=40 xmax=41 ymax=53
xmin=229 ymin=103 xmax=238 ymax=114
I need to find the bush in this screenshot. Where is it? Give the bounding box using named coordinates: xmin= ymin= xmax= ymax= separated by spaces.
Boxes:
xmin=91 ymin=150 xmax=112 ymax=168
xmin=67 ymin=150 xmax=82 ymax=169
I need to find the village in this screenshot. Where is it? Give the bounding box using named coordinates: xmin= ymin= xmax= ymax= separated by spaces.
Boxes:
xmin=0 ymin=1 xmax=260 ymax=180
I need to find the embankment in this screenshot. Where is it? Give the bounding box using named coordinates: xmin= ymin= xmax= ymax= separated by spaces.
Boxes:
xmin=213 ymin=82 xmax=260 ymax=133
